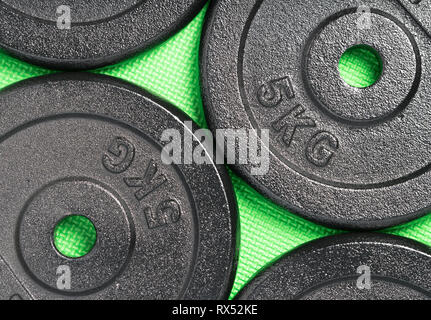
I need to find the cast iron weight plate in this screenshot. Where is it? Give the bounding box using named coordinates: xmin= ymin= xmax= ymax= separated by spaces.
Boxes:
xmin=200 ymin=0 xmax=431 ymax=230
xmin=236 ymin=233 xmax=431 ymax=300
xmin=0 ymin=0 xmax=206 ymax=70
xmin=0 ymin=73 xmax=238 ymax=300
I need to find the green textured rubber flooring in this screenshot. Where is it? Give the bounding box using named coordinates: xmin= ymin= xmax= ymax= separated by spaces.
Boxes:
xmin=339 ymin=44 xmax=383 ymax=88
xmin=53 ymin=215 xmax=97 ymax=259
xmin=1 ymin=4 xmax=430 ymax=299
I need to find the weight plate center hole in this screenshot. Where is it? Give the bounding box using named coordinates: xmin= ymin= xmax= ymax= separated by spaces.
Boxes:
xmin=338 ymin=44 xmax=383 ymax=88
xmin=53 ymin=215 xmax=97 ymax=259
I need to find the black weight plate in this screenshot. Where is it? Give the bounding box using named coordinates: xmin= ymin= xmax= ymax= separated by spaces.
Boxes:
xmin=0 ymin=73 xmax=238 ymax=300
xmin=200 ymin=0 xmax=431 ymax=229
xmin=0 ymin=0 xmax=206 ymax=70
xmin=236 ymin=233 xmax=431 ymax=300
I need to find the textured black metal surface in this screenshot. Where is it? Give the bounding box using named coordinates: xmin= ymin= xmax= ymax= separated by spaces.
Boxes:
xmin=398 ymin=0 xmax=431 ymax=36
xmin=0 ymin=73 xmax=238 ymax=300
xmin=200 ymin=0 xmax=431 ymax=229
xmin=236 ymin=234 xmax=431 ymax=300
xmin=0 ymin=0 xmax=206 ymax=70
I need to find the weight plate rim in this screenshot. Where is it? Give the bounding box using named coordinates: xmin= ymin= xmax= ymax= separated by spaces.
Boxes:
xmin=235 ymin=233 xmax=431 ymax=300
xmin=0 ymin=0 xmax=207 ymax=70
xmin=0 ymin=72 xmax=239 ymax=299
